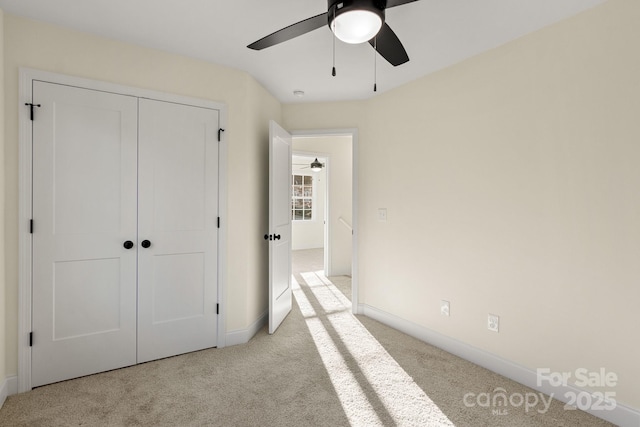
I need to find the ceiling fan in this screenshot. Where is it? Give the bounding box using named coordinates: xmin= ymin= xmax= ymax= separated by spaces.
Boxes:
xmin=294 ymin=158 xmax=325 ymax=171
xmin=247 ymin=0 xmax=421 ymax=67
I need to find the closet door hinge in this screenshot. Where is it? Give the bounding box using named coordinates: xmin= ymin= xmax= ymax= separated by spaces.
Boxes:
xmin=217 ymin=217 xmax=220 ymax=228
xmin=29 ymin=332 xmax=33 ymax=347
xmin=25 ymin=103 xmax=41 ymax=121
xmin=30 ymin=219 xmax=34 ymax=234
xmin=216 ymin=304 xmax=219 ymax=315
xmin=218 ymin=128 xmax=225 ymax=142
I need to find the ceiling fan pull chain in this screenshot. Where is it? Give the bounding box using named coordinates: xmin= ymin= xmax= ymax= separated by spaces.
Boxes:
xmin=332 ymin=8 xmax=337 ymax=77
xmin=374 ymin=37 xmax=377 ymax=92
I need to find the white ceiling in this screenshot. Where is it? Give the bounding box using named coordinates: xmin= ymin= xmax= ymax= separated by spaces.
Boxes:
xmin=0 ymin=0 xmax=606 ymax=104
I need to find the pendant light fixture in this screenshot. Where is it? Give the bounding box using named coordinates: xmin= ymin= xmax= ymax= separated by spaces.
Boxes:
xmin=310 ymin=158 xmax=324 ymax=172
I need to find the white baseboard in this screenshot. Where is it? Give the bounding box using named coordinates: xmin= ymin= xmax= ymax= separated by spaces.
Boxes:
xmin=360 ymin=303 xmax=640 ymax=427
xmin=224 ymin=310 xmax=268 ymax=347
xmin=0 ymin=375 xmax=18 ymax=409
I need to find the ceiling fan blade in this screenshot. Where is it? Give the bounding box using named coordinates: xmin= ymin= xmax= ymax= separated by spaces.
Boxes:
xmin=369 ymin=23 xmax=409 ymax=66
xmin=386 ymin=0 xmax=421 ymax=8
xmin=247 ymin=12 xmax=328 ymax=50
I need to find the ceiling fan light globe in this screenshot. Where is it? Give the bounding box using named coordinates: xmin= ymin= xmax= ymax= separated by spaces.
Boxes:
xmin=333 ymin=10 xmax=382 ymax=44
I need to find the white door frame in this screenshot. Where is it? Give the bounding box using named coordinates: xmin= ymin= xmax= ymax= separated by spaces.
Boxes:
xmin=290 ymin=129 xmax=359 ymax=314
xmin=17 ymin=68 xmax=228 ymax=392
xmin=292 ymin=151 xmax=330 ymax=276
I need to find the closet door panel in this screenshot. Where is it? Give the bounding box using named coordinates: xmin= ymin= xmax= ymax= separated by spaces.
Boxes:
xmin=137 ymin=98 xmax=219 ymax=363
xmin=31 ymin=81 xmax=138 ymax=387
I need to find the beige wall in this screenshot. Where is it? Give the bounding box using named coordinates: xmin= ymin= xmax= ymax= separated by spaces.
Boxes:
xmin=242 ymin=78 xmax=283 ymax=327
xmin=293 ymin=136 xmax=352 ymax=275
xmin=2 ymin=14 xmax=280 ymax=376
xmin=284 ymin=0 xmax=639 ymax=409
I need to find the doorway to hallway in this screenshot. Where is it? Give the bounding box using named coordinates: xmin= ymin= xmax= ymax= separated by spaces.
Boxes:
xmin=290 ymin=130 xmax=357 ymax=311
xmin=292 ymin=134 xmax=353 ymax=274
xmin=266 ymin=125 xmax=358 ymax=331
xmin=292 ymin=153 xmax=329 ymax=277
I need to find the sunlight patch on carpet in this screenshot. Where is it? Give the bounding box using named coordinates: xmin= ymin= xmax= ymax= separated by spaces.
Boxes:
xmin=293 ymin=272 xmax=455 ymax=427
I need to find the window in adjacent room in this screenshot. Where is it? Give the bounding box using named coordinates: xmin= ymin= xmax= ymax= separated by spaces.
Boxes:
xmin=292 ymin=174 xmax=313 ymax=221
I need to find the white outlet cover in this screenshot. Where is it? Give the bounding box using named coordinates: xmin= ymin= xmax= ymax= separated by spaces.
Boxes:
xmin=440 ymin=300 xmax=450 ymax=316
xmin=378 ymin=208 xmax=387 ymax=222
xmin=488 ymin=314 xmax=500 ymax=332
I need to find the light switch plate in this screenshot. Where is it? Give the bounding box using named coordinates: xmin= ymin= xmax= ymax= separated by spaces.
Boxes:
xmin=488 ymin=314 xmax=500 ymax=332
xmin=440 ymin=300 xmax=450 ymax=316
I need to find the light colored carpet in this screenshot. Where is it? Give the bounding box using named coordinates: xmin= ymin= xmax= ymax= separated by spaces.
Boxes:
xmin=0 ymin=249 xmax=613 ymax=426
xmin=293 ymin=248 xmax=351 ymax=300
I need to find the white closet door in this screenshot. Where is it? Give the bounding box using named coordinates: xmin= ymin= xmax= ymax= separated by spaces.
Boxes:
xmin=137 ymin=99 xmax=219 ymax=363
xmin=31 ymin=82 xmax=138 ymax=387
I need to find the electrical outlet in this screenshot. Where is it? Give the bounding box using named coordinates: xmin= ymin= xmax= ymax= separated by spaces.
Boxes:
xmin=488 ymin=314 xmax=500 ymax=332
xmin=378 ymin=208 xmax=387 ymax=222
xmin=440 ymin=300 xmax=450 ymax=316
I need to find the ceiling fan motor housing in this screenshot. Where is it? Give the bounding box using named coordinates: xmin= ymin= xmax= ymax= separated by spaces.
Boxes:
xmin=327 ymin=0 xmax=386 ymax=29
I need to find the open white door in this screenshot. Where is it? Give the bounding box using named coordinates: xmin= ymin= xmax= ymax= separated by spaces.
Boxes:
xmin=268 ymin=120 xmax=292 ymax=334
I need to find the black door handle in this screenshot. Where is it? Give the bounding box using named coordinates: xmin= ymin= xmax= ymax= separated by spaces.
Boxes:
xmin=123 ymin=240 xmax=134 ymax=249
xmin=141 ymin=240 xmax=151 ymax=248
xmin=274 ymin=234 xmax=281 ymax=240
xmin=264 ymin=234 xmax=271 ymax=240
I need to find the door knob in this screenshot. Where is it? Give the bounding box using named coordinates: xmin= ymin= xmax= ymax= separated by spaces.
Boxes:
xmin=141 ymin=240 xmax=151 ymax=248
xmin=264 ymin=234 xmax=270 ymax=240
xmin=274 ymin=234 xmax=281 ymax=240
xmin=123 ymin=240 xmax=134 ymax=249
